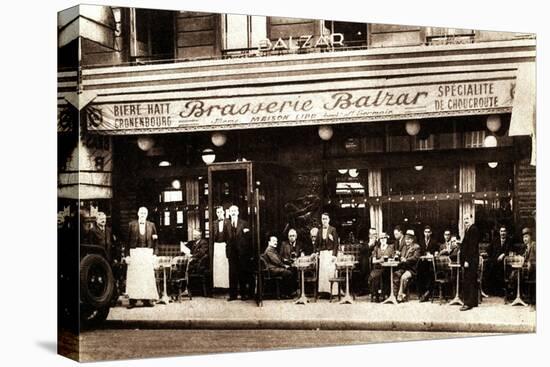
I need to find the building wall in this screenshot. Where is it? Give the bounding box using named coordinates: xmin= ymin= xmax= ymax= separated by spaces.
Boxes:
xmin=515 ymin=156 xmax=536 ymax=232
xmin=176 ymin=11 xmax=221 ymax=60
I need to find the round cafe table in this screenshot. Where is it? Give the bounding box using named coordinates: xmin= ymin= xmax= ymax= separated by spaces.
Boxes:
xmin=335 ymin=257 xmax=357 ymax=304
xmin=381 ymin=260 xmax=400 ymax=305
xmin=448 ymin=262 xmax=464 ymax=306
xmin=510 ymin=263 xmax=528 ymax=307
xmin=294 ymin=256 xmax=316 ymax=305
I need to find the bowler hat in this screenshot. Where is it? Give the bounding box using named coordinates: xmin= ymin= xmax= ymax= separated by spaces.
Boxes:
xmin=522 ymin=227 xmax=532 ymax=236
xmin=405 ymin=229 xmax=415 ymax=238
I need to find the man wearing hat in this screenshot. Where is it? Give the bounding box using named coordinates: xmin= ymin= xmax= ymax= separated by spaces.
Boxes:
xmin=393 ymin=229 xmax=421 ymax=302
xmin=460 ymin=214 xmax=480 ymax=311
xmin=368 ymin=232 xmax=395 ymax=301
xmin=508 ymin=227 xmax=536 ymax=303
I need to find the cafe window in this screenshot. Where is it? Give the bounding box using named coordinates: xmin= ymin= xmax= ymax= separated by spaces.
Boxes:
xmin=156 ymin=177 xmax=208 ymax=244
xmin=324 ymin=20 xmax=368 ymax=48
xmin=222 ymin=14 xmax=267 ymax=50
xmin=326 ymin=169 xmax=370 ymax=243
xmin=130 ymin=9 xmax=175 ymax=61
xmin=382 ymin=165 xmax=459 ymax=196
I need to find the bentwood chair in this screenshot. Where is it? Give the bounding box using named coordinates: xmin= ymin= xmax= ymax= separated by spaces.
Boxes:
xmin=170 ymin=255 xmax=192 ymax=301
xmin=259 ymin=256 xmax=283 ymax=300
xmin=431 ymin=255 xmax=451 ymax=304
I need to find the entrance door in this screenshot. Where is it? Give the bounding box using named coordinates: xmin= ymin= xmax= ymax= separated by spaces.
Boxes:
xmin=207 ymin=161 xmax=287 ymax=306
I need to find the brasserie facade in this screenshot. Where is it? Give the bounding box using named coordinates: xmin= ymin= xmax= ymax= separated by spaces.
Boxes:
xmin=57 ymin=6 xmax=536 ymax=271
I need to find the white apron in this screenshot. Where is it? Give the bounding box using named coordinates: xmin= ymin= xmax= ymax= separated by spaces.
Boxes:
xmin=318 ymin=250 xmax=338 ymax=294
xmin=125 ymin=248 xmax=159 ymax=300
xmin=213 ymin=242 xmax=229 ymax=288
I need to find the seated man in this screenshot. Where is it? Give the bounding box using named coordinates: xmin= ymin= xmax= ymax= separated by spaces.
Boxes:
xmin=439 ymin=233 xmax=459 ymax=260
xmin=507 ymin=227 xmax=536 ymax=302
xmin=262 ymin=235 xmax=296 ymax=298
xmin=279 ymin=228 xmax=306 ymax=264
xmin=368 ymin=232 xmax=395 ymax=302
xmin=187 ymin=229 xmax=209 ymax=276
xmin=393 ymin=229 xmax=421 ymax=303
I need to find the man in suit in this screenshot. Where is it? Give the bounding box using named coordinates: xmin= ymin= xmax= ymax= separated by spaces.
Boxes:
xmin=316 ymin=212 xmax=339 ymax=256
xmin=126 ymin=207 xmax=158 ymax=256
xmin=393 ymin=229 xmax=421 ymax=302
xmin=280 ymin=228 xmax=306 ymax=263
xmin=309 ymin=227 xmax=319 ymax=254
xmin=125 ymin=206 xmax=159 ymax=309
xmin=227 ymin=205 xmax=254 ymax=301
xmin=486 ymin=225 xmax=513 ymax=296
xmin=187 ymin=229 xmax=210 ymax=276
xmin=460 ymin=214 xmax=480 ymax=311
xmin=439 ymin=233 xmax=459 ymax=260
xmin=357 ymin=228 xmax=379 ymax=296
xmin=212 ymin=206 xmax=230 ymax=289
xmin=87 ymin=212 xmax=115 ymax=262
xmin=520 ymin=227 xmax=536 ymax=304
xmin=263 ymin=235 xmax=295 ymax=298
xmin=418 ymin=225 xmax=440 ymax=302
xmin=316 ymin=212 xmax=340 ymax=295
xmin=393 ymin=225 xmax=406 ymax=254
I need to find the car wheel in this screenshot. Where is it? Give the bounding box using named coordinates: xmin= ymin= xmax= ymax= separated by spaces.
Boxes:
xmin=80 ymin=254 xmax=115 ymax=309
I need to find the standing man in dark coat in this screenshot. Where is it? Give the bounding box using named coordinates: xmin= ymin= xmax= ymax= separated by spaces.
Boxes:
xmin=316 ymin=212 xmax=340 ymax=256
xmin=87 ymin=212 xmax=115 ymax=262
xmin=418 ymin=225 xmax=440 ymax=302
xmin=227 ymin=205 xmax=254 ymax=301
xmin=460 ymin=214 xmax=480 ymax=311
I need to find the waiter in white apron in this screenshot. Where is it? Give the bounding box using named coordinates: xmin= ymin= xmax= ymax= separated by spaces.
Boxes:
xmin=316 ymin=212 xmax=340 ymax=295
xmin=212 ymin=206 xmax=230 ymax=289
xmin=125 ymin=207 xmax=159 ymax=308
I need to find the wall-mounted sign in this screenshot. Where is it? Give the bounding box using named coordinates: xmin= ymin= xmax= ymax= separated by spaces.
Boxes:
xmin=258 ymin=33 xmax=344 ymax=52
xmin=86 ymin=79 xmax=514 ymax=135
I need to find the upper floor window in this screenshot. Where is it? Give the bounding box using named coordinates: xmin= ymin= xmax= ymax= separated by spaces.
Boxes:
xmin=324 ymin=20 xmax=367 ymax=48
xmin=130 ymin=8 xmax=175 ymax=61
xmin=222 ymin=14 xmax=267 ymax=51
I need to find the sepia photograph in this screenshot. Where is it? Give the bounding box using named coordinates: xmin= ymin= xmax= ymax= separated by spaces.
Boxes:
xmin=55 ymin=1 xmax=537 ymax=362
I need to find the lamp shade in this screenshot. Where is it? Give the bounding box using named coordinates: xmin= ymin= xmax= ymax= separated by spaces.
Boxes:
xmin=211 ymin=132 xmax=227 ymax=147
xmin=483 ymin=135 xmax=498 ymax=148
xmin=137 ymin=136 xmax=155 ymax=151
xmin=414 ymin=165 xmax=424 ymax=171
xmin=171 ymin=179 xmax=181 ymax=190
xmin=486 ymin=115 xmax=502 ymax=133
xmin=348 ymin=169 xmax=359 ymax=178
xmin=488 ymin=162 xmax=499 ymax=168
xmin=201 ymin=148 xmax=216 ymax=164
xmin=405 ymin=120 xmax=421 ymax=136
xmin=318 ymin=125 xmax=334 ymax=141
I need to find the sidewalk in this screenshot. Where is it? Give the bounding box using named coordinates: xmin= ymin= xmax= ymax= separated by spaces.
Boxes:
xmin=106 ymin=295 xmax=536 ymax=333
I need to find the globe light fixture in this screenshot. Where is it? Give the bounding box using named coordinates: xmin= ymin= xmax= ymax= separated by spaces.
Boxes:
xmin=405 ymin=120 xmax=421 ymax=136
xmin=318 ymin=125 xmax=334 ymax=141
xmin=483 ymin=135 xmax=498 ymax=148
xmin=171 ymin=179 xmax=181 ymax=190
xmin=414 ymin=165 xmax=424 ymax=171
xmin=348 ymin=169 xmax=359 ymax=178
xmin=158 ymin=160 xmax=172 ymax=167
xmin=486 ymin=115 xmax=502 ymax=133
xmin=211 ymin=132 xmax=227 ymax=147
xmin=488 ymin=162 xmax=499 ymax=168
xmin=338 ymin=169 xmax=348 ymax=175
xmin=137 ymin=136 xmax=155 ymax=151
xmin=201 ymin=148 xmax=216 ymax=164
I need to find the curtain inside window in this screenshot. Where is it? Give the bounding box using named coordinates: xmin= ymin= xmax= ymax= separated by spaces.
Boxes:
xmin=368 ymin=169 xmax=383 ymax=233
xmin=459 ymin=164 xmax=476 ymax=239
xmin=186 ymin=178 xmax=200 ymax=240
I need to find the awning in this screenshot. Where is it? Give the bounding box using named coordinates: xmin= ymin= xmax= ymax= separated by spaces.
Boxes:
xmin=58 ymin=4 xmax=116 ymax=50
xmin=509 ymin=63 xmax=536 ymax=165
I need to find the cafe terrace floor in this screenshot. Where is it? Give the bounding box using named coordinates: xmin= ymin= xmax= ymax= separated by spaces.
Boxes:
xmin=105 ymin=295 xmax=535 ymax=333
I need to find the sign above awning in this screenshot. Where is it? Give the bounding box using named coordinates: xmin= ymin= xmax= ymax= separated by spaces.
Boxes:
xmin=87 ymin=79 xmax=514 ymax=134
